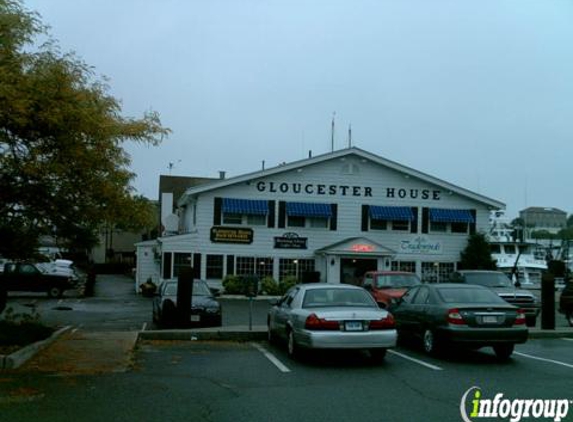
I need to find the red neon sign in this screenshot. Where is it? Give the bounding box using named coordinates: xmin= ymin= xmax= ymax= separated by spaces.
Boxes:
xmin=350 ymin=244 xmax=375 ymax=252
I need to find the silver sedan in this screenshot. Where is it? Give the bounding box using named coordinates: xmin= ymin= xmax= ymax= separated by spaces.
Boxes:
xmin=267 ymin=284 xmax=397 ymax=362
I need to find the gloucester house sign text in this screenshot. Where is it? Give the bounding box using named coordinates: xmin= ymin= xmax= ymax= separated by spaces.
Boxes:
xmin=255 ymin=181 xmax=442 ymax=200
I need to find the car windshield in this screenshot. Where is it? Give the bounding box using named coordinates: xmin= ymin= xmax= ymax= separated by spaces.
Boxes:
xmin=463 ymin=272 xmax=513 ymax=288
xmin=163 ymin=281 xmax=212 ymax=296
xmin=302 ymin=288 xmax=377 ymax=308
xmin=375 ymin=274 xmax=421 ymax=289
xmin=437 ymin=287 xmax=504 ymax=304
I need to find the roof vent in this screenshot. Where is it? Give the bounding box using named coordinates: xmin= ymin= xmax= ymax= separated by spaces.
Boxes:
xmin=219 ymin=171 xmax=226 ymax=180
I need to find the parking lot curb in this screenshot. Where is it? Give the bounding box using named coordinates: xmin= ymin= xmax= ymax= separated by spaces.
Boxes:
xmin=528 ymin=329 xmax=573 ymax=339
xmin=0 ymin=325 xmax=73 ymax=370
xmin=138 ymin=326 xmax=268 ymax=342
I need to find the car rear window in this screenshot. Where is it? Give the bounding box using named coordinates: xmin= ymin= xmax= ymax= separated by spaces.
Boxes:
xmin=375 ymin=274 xmax=421 ymax=288
xmin=437 ymin=287 xmax=504 ymax=304
xmin=462 ymin=272 xmax=513 ymax=288
xmin=302 ymin=288 xmax=377 ymax=308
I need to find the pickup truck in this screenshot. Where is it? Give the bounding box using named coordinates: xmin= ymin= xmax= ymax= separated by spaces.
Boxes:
xmin=0 ymin=262 xmax=78 ymax=298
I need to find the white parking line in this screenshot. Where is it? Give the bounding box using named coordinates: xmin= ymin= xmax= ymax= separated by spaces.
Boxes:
xmin=562 ymin=338 xmax=573 ymax=342
xmin=251 ymin=343 xmax=291 ymax=373
xmin=514 ymin=352 xmax=573 ymax=369
xmin=388 ymin=350 xmax=443 ymax=371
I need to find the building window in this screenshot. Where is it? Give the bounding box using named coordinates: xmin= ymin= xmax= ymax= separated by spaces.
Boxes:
xmin=206 ymin=255 xmax=224 ymax=279
xmin=236 ymin=257 xmax=255 ymax=276
xmin=236 ymin=256 xmax=273 ymax=278
xmin=451 ymin=222 xmax=469 ymax=233
xmin=430 ymin=221 xmax=447 ymax=232
xmin=221 ymin=198 xmax=269 ymax=226
xmin=369 ymin=206 xmax=414 ymax=232
xmin=309 ymin=217 xmax=328 ymax=228
xmin=279 ymin=258 xmax=315 ymax=281
xmin=223 ymin=213 xmax=242 ymax=225
xmin=391 ymin=261 xmax=416 ymax=273
xmin=173 ymin=253 xmax=192 ymax=278
xmin=421 ymin=262 xmax=455 ymax=283
xmin=247 ymin=214 xmax=266 ymax=226
xmin=256 ymin=257 xmax=274 ymax=278
xmin=392 ymin=220 xmax=410 ymax=231
xmin=287 ymin=216 xmax=305 ymax=227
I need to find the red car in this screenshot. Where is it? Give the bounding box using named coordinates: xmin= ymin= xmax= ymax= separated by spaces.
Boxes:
xmin=360 ymin=271 xmax=422 ymax=308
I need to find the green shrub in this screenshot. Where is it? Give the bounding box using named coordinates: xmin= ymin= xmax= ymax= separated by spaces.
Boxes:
xmin=278 ymin=276 xmax=298 ymax=295
xmin=222 ymin=275 xmax=244 ymax=294
xmin=0 ymin=308 xmax=54 ymax=347
xmin=261 ymin=277 xmax=280 ymax=295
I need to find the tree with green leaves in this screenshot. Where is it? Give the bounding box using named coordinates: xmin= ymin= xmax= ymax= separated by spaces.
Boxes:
xmin=458 ymin=233 xmax=497 ymax=270
xmin=0 ymin=0 xmax=169 ymax=258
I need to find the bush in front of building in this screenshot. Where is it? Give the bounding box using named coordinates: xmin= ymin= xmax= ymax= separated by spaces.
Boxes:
xmin=279 ymin=276 xmax=298 ymax=295
xmin=261 ymin=277 xmax=281 ymax=295
xmin=222 ymin=275 xmax=245 ymax=295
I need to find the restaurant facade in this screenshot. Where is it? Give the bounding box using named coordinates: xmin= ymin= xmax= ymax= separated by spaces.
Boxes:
xmin=134 ymin=147 xmax=504 ymax=290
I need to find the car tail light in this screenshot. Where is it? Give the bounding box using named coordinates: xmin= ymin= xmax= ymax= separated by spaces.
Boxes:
xmin=369 ymin=313 xmax=395 ymax=330
xmin=304 ymin=313 xmax=340 ymax=330
xmin=514 ymin=309 xmax=526 ymax=326
xmin=447 ymin=308 xmax=466 ymax=325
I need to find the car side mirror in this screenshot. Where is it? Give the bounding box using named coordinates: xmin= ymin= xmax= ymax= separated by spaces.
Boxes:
xmin=364 ymin=284 xmax=372 ymax=291
xmin=210 ymin=288 xmax=221 ymax=297
xmin=514 ymin=280 xmax=521 ymax=288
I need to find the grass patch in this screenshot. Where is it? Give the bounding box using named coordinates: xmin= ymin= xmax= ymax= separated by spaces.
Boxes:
xmin=0 ymin=308 xmax=54 ymax=353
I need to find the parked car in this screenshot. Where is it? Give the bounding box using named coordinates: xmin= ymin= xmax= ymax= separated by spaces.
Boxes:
xmin=0 ymin=284 xmax=6 ymax=313
xmin=558 ymin=280 xmax=573 ymax=327
xmin=152 ymin=279 xmax=222 ymax=328
xmin=267 ymin=284 xmax=397 ymax=362
xmin=449 ymin=270 xmax=540 ymax=327
xmin=361 ymin=271 xmax=422 ymax=308
xmin=389 ymin=283 xmax=528 ymax=360
xmin=0 ymin=262 xmax=78 ymax=298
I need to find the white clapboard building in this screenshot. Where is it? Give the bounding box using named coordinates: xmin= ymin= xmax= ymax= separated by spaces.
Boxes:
xmin=135 ymin=147 xmax=503 ymax=291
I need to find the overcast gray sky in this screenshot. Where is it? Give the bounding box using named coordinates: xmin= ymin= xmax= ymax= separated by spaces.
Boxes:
xmin=25 ymin=0 xmax=573 ymax=218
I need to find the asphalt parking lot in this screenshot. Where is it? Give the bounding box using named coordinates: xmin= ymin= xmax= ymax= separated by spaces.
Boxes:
xmin=1 ymin=274 xmax=573 ymax=421
xmin=1 ymin=338 xmax=572 ymax=422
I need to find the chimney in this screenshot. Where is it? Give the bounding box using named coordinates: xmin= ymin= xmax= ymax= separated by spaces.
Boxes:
xmin=219 ymin=171 xmax=226 ymax=180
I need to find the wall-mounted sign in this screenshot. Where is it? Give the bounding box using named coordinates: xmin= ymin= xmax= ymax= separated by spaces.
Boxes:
xmin=255 ymin=180 xmax=442 ymax=201
xmin=350 ymin=244 xmax=375 ymax=252
xmin=400 ymin=236 xmax=442 ymax=255
xmin=274 ymin=232 xmax=308 ymax=249
xmin=210 ymin=227 xmax=253 ymax=244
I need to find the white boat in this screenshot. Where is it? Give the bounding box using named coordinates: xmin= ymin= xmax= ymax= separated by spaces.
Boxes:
xmin=487 ymin=211 xmax=547 ymax=287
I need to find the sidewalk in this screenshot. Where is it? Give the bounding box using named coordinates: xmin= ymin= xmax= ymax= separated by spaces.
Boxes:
xmin=18 ymin=328 xmax=138 ymax=375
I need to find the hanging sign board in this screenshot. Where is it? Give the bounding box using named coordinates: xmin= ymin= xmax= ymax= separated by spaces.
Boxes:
xmin=210 ymin=227 xmax=253 ymax=244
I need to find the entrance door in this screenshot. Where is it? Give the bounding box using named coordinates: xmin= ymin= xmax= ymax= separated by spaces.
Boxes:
xmin=340 ymin=258 xmax=378 ymax=285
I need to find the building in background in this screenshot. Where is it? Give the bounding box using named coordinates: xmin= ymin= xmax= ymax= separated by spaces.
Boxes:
xmin=135 ymin=147 xmax=504 ymax=291
xmin=520 ymin=207 xmax=567 ymax=235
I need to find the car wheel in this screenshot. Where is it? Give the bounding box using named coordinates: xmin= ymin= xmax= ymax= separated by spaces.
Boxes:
xmin=161 ymin=301 xmax=177 ymax=328
xmin=369 ymin=348 xmax=387 ymax=363
xmin=493 ymin=344 xmax=514 ymax=361
xmin=566 ymin=312 xmax=573 ymax=327
xmin=423 ymin=329 xmax=440 ymax=355
xmin=287 ymin=329 xmax=299 ymax=359
xmin=525 ymin=316 xmax=536 ymax=327
xmin=48 ymin=286 xmax=63 ymax=298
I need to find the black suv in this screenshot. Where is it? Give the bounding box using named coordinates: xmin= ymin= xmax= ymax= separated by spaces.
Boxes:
xmin=559 ymin=281 xmax=573 ymax=327
xmin=450 ymin=270 xmax=541 ymax=327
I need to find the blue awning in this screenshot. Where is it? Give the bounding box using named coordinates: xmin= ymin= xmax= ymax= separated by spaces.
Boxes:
xmin=369 ymin=206 xmax=414 ymax=221
xmin=222 ymin=198 xmax=268 ymax=215
xmin=429 ymin=208 xmax=475 ymax=223
xmin=286 ymin=202 xmax=332 ymax=218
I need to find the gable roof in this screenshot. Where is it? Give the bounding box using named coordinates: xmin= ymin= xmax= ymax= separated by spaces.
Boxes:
xmin=177 ymin=147 xmax=504 ymax=209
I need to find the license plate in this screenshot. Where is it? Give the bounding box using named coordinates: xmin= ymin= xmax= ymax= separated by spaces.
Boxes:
xmin=191 ymin=315 xmax=201 ymax=322
xmin=482 ymin=315 xmax=498 ymax=324
xmin=345 ymin=321 xmax=363 ymax=331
